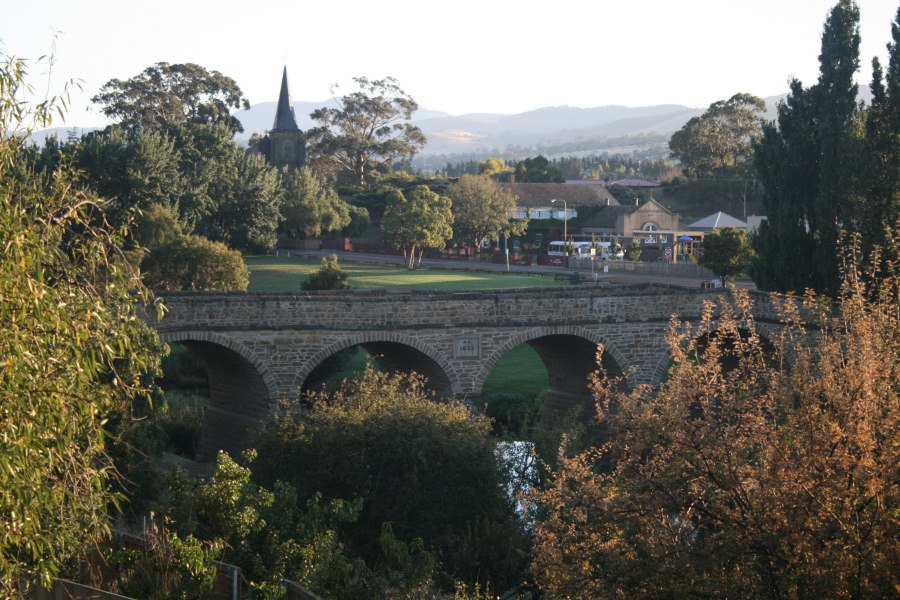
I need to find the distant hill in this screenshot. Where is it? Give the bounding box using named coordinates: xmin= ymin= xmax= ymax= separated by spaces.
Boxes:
xmin=226 ymin=100 xmax=705 ymax=165
xmin=28 ymin=86 xmax=873 ymax=164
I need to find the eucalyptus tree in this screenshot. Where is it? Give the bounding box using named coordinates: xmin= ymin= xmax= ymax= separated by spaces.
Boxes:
xmin=668 ymin=93 xmax=766 ymax=177
xmin=92 ymin=62 xmax=249 ymax=134
xmin=308 ymin=77 xmax=426 ymax=187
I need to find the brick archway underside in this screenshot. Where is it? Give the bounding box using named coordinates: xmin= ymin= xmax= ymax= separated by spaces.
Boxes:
xmin=160 ymin=332 xmax=273 ymax=461
xmin=475 ymin=327 xmax=627 ymax=424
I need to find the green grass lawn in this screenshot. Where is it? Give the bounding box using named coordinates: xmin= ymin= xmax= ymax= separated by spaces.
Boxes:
xmin=481 ymin=344 xmax=548 ymax=400
xmin=246 ymin=255 xmax=564 ymax=292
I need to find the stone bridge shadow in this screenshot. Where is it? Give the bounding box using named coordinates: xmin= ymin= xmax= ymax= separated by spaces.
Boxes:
xmin=474 ymin=325 xmax=628 ymax=424
xmin=159 ymin=331 xmax=275 ymax=461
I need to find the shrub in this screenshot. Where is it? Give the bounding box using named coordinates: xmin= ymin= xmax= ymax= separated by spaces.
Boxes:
xmin=142 ymin=234 xmax=249 ymax=290
xmin=252 ymin=370 xmax=527 ymax=592
xmin=530 ymin=236 xmax=900 ymax=598
xmin=301 ymin=254 xmax=350 ymax=291
xmin=626 ymin=238 xmax=642 ymax=260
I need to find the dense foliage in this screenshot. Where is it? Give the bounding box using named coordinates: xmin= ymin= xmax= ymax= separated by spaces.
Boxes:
xmin=753 ymin=1 xmax=899 ymax=294
xmin=669 ymin=93 xmax=766 ymax=177
xmin=0 ymin=53 xmax=164 ymax=595
xmin=700 ymin=226 xmax=756 ymax=283
xmin=308 ymin=77 xmax=426 ymax=187
xmin=142 ymin=234 xmax=249 ymax=291
xmin=444 ymin=154 xmax=672 ymax=182
xmin=381 ymin=185 xmax=454 ymax=268
xmin=512 ymin=155 xmax=564 ymax=183
xmin=445 ymin=174 xmax=526 ymax=250
xmin=251 ymin=370 xmax=527 ymax=593
xmin=92 ymin=62 xmax=249 ymax=134
xmin=531 ymin=235 xmax=899 ymax=598
xmin=280 ymin=167 xmax=353 ymax=240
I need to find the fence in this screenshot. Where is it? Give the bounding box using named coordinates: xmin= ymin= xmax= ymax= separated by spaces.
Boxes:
xmin=571 ymin=259 xmax=717 ymax=279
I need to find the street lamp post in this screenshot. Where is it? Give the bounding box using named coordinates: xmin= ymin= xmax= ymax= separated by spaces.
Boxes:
xmin=551 ymin=198 xmax=567 ymax=252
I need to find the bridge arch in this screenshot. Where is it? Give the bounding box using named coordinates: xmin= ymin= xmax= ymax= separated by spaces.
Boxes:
xmin=294 ymin=333 xmax=460 ymax=399
xmin=159 ymin=331 xmax=276 ymax=460
xmin=474 ymin=325 xmax=629 ymax=422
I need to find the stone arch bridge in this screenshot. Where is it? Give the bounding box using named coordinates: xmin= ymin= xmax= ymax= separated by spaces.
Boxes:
xmin=148 ymin=285 xmax=784 ymax=459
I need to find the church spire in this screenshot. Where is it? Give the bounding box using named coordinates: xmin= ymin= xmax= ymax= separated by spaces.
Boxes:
xmin=272 ymin=65 xmax=299 ymax=131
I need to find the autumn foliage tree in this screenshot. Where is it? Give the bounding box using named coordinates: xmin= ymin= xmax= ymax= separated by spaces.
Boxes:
xmin=531 ymin=234 xmax=899 ymax=598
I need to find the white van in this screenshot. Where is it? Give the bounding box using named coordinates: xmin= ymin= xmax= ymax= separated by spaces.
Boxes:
xmin=595 ymin=241 xmax=625 ymax=260
xmin=548 ymin=241 xmax=623 ymax=260
xmin=548 ymin=241 xmax=594 ymax=260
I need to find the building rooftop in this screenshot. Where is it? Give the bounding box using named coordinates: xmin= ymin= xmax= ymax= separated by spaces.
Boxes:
xmin=610 ymin=178 xmax=661 ymax=188
xmin=688 ymin=211 xmax=749 ymax=230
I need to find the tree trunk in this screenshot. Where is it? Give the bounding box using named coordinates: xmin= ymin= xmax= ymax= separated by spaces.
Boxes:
xmin=408 ymin=245 xmax=417 ymax=269
xmin=355 ymin=155 xmax=366 ymax=187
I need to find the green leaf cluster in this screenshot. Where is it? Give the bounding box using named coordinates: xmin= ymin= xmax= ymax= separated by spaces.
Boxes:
xmin=308 ymin=77 xmax=426 ymax=187
xmin=700 ymin=227 xmax=755 ymax=283
xmin=669 ymin=93 xmax=766 ymax=177
xmin=141 ymin=232 xmax=249 ymax=291
xmin=280 ymin=167 xmax=353 ymax=240
xmin=0 ymin=51 xmax=163 ymax=595
xmin=381 ymin=185 xmax=454 ymax=269
xmin=91 ymin=62 xmax=249 ymax=134
xmin=446 ymin=174 xmax=527 ymax=250
xmin=114 ymin=519 xmax=221 ymax=600
xmin=301 ymin=254 xmax=350 ymax=291
xmin=160 ymin=450 xmax=435 ymax=599
xmin=251 ymin=369 xmax=527 ymax=593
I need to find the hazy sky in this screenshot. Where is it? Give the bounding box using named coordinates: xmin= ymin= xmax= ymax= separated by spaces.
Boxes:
xmin=1 ymin=0 xmax=897 ymax=129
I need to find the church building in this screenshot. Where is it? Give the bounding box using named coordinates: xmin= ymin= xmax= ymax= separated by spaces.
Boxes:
xmin=253 ymin=66 xmax=306 ymax=169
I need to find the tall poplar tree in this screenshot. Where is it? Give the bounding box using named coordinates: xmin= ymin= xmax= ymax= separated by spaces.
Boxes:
xmin=752 ymin=0 xmax=868 ymax=294
xmin=863 ymin=6 xmax=900 ymax=255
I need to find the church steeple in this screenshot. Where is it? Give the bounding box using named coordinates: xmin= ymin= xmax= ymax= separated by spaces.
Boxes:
xmin=273 ymin=66 xmax=299 ymax=131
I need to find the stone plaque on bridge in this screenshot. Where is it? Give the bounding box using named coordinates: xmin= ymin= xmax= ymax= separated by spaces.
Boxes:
xmin=454 ymin=337 xmax=480 ymax=359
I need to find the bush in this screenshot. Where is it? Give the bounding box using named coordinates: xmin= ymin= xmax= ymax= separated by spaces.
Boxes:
xmin=114 ymin=519 xmax=221 ymax=600
xmin=626 ymin=238 xmax=642 ymax=260
xmin=132 ymin=202 xmax=184 ymax=250
xmin=252 ymin=370 xmax=527 ymax=592
xmin=142 ymin=234 xmax=249 ymax=290
xmin=301 ymin=254 xmax=350 ymax=291
xmin=159 ymin=451 xmax=436 ymax=599
xmin=530 ymin=236 xmax=900 ymax=598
